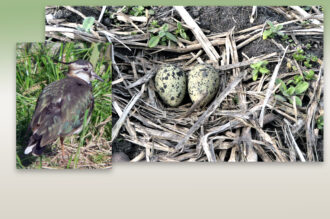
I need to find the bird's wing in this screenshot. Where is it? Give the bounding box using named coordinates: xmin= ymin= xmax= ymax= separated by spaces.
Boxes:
xmin=30 ymin=78 xmax=93 ymax=147
xmin=59 ymin=79 xmax=94 ymax=137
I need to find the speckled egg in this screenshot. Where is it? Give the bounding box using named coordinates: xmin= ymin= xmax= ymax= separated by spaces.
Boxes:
xmin=188 ymin=64 xmax=220 ymax=106
xmin=155 ymin=64 xmax=186 ymax=107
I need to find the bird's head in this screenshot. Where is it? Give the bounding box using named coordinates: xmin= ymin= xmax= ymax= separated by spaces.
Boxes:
xmin=66 ymin=60 xmax=104 ymax=83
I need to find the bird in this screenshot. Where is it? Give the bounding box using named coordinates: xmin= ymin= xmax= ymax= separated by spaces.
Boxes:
xmin=24 ymin=59 xmax=104 ymax=160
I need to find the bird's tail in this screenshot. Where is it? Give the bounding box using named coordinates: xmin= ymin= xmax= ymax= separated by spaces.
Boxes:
xmin=24 ymin=134 xmax=44 ymax=156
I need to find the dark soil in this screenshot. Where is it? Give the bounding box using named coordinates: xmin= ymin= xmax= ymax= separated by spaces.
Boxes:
xmin=112 ymin=115 xmax=143 ymax=159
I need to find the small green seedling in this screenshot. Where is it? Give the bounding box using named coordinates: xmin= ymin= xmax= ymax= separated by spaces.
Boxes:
xmin=287 ymin=75 xmax=303 ymax=85
xmin=130 ymin=6 xmax=145 ymax=16
xmin=250 ymin=60 xmax=270 ymax=81
xmin=78 ymin=17 xmax=95 ymax=33
xmin=311 ymin=55 xmax=318 ymax=62
xmin=275 ymin=78 xmax=309 ymax=107
xmin=175 ymin=22 xmax=189 ymax=40
xmin=148 ymin=24 xmax=178 ymax=48
xmin=293 ymin=48 xmax=306 ymax=61
xmin=304 ymin=70 xmax=315 ymax=81
xmin=150 ymin=20 xmax=160 ymax=28
xmin=304 ymin=60 xmax=312 ymax=68
xmin=281 ymin=34 xmax=289 ymax=41
xmin=263 ymin=21 xmax=284 ymax=40
xmin=148 ymin=9 xmax=155 ymax=15
xmin=317 ymin=115 xmax=324 ymax=130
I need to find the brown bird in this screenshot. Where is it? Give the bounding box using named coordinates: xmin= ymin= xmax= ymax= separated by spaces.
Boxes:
xmin=24 ymin=60 xmax=104 ymax=159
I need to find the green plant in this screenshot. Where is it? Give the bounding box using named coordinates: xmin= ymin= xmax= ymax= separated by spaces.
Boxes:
xmin=287 ymin=75 xmax=303 ymax=85
xmin=150 ymin=20 xmax=160 ymax=28
xmin=129 ymin=6 xmax=145 ymax=16
xmin=148 ymin=24 xmax=178 ymax=48
xmin=311 ymin=55 xmax=318 ymax=62
xmin=293 ymin=48 xmax=306 ymax=61
xmin=77 ymin=17 xmax=95 ymax=33
xmin=175 ymin=22 xmax=189 ymax=40
xmin=275 ymin=78 xmax=309 ymax=107
xmin=263 ymin=21 xmax=284 ymax=40
xmin=304 ymin=60 xmax=312 ymax=68
xmin=304 ymin=70 xmax=315 ymax=80
xmin=317 ymin=115 xmax=324 ymax=130
xmin=250 ymin=61 xmax=270 ymax=81
xmin=147 ymin=9 xmax=155 ymax=15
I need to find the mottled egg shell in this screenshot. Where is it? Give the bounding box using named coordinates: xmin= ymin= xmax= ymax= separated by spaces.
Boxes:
xmin=188 ymin=64 xmax=220 ymax=106
xmin=155 ymin=64 xmax=186 ymax=107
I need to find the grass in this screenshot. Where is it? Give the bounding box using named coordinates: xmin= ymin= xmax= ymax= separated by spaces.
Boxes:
xmin=16 ymin=42 xmax=112 ymax=169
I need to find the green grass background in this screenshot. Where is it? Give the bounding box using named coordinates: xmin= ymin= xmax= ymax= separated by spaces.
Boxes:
xmin=0 ymin=1 xmax=329 ymax=219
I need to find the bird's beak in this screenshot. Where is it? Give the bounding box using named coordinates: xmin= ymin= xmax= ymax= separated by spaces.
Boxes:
xmin=91 ymin=71 xmax=104 ymax=82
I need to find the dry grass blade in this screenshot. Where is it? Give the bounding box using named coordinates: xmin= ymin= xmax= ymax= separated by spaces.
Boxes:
xmin=259 ymin=46 xmax=288 ymax=127
xmin=112 ymin=84 xmax=146 ymax=141
xmin=174 ymin=6 xmax=220 ymax=63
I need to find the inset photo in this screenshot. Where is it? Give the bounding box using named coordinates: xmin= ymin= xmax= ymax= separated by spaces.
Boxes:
xmin=16 ymin=42 xmax=112 ymax=169
xmin=45 ymin=6 xmax=323 ymax=162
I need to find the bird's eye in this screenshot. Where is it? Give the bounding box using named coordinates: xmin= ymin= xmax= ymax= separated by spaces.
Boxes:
xmin=83 ymin=68 xmax=88 ymax=71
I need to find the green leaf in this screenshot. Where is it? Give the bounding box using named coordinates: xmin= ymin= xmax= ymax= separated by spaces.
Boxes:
xmin=252 ymin=71 xmax=258 ymax=81
xmin=162 ymin=24 xmax=169 ymax=32
xmin=158 ymin=30 xmax=166 ymax=38
xmin=282 ymin=90 xmax=290 ymax=97
xmin=311 ymin=55 xmax=318 ymax=62
xmin=295 ymin=81 xmax=309 ymax=95
xmin=275 ymin=78 xmax=282 ymax=85
xmin=289 ymin=96 xmax=302 ymax=106
xmin=81 ymin=17 xmax=95 ymax=32
xmin=304 ymin=60 xmax=312 ymax=68
xmin=287 ymin=79 xmax=294 ymax=85
xmin=295 ymin=96 xmax=302 ymax=107
xmin=177 ymin=22 xmax=182 ymax=30
xmin=266 ymin=20 xmax=274 ymax=28
xmin=297 ymin=48 xmax=304 ymax=54
xmin=263 ymin=30 xmax=272 ymax=40
xmin=276 ymin=24 xmax=283 ymax=31
xmin=180 ymin=31 xmax=188 ymax=40
xmin=250 ymin=63 xmax=257 ymax=69
xmin=287 ymin=86 xmax=295 ymax=96
xmin=304 ymin=70 xmax=315 ymax=80
xmin=148 ymin=36 xmax=160 ymax=48
xmin=293 ymin=53 xmax=306 ymax=61
xmin=276 ymin=79 xmax=287 ymax=93
xmin=275 ymin=94 xmax=287 ymax=102
xmin=293 ymin=75 xmax=303 ymax=84
xmin=138 ymin=6 xmax=144 ymax=11
xmin=148 ymin=9 xmax=155 ymax=15
xmin=165 ymin=32 xmax=178 ymax=42
xmin=317 ymin=115 xmax=324 ymax=129
xmin=151 ymin=20 xmax=159 ymax=27
xmin=259 ymin=67 xmax=270 ymax=74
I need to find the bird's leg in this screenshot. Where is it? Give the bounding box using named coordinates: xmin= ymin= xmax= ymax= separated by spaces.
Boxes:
xmin=60 ymin=137 xmax=65 ymax=160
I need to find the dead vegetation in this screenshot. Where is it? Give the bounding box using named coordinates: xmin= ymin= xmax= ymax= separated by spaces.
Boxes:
xmin=45 ymin=6 xmax=324 ymax=162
